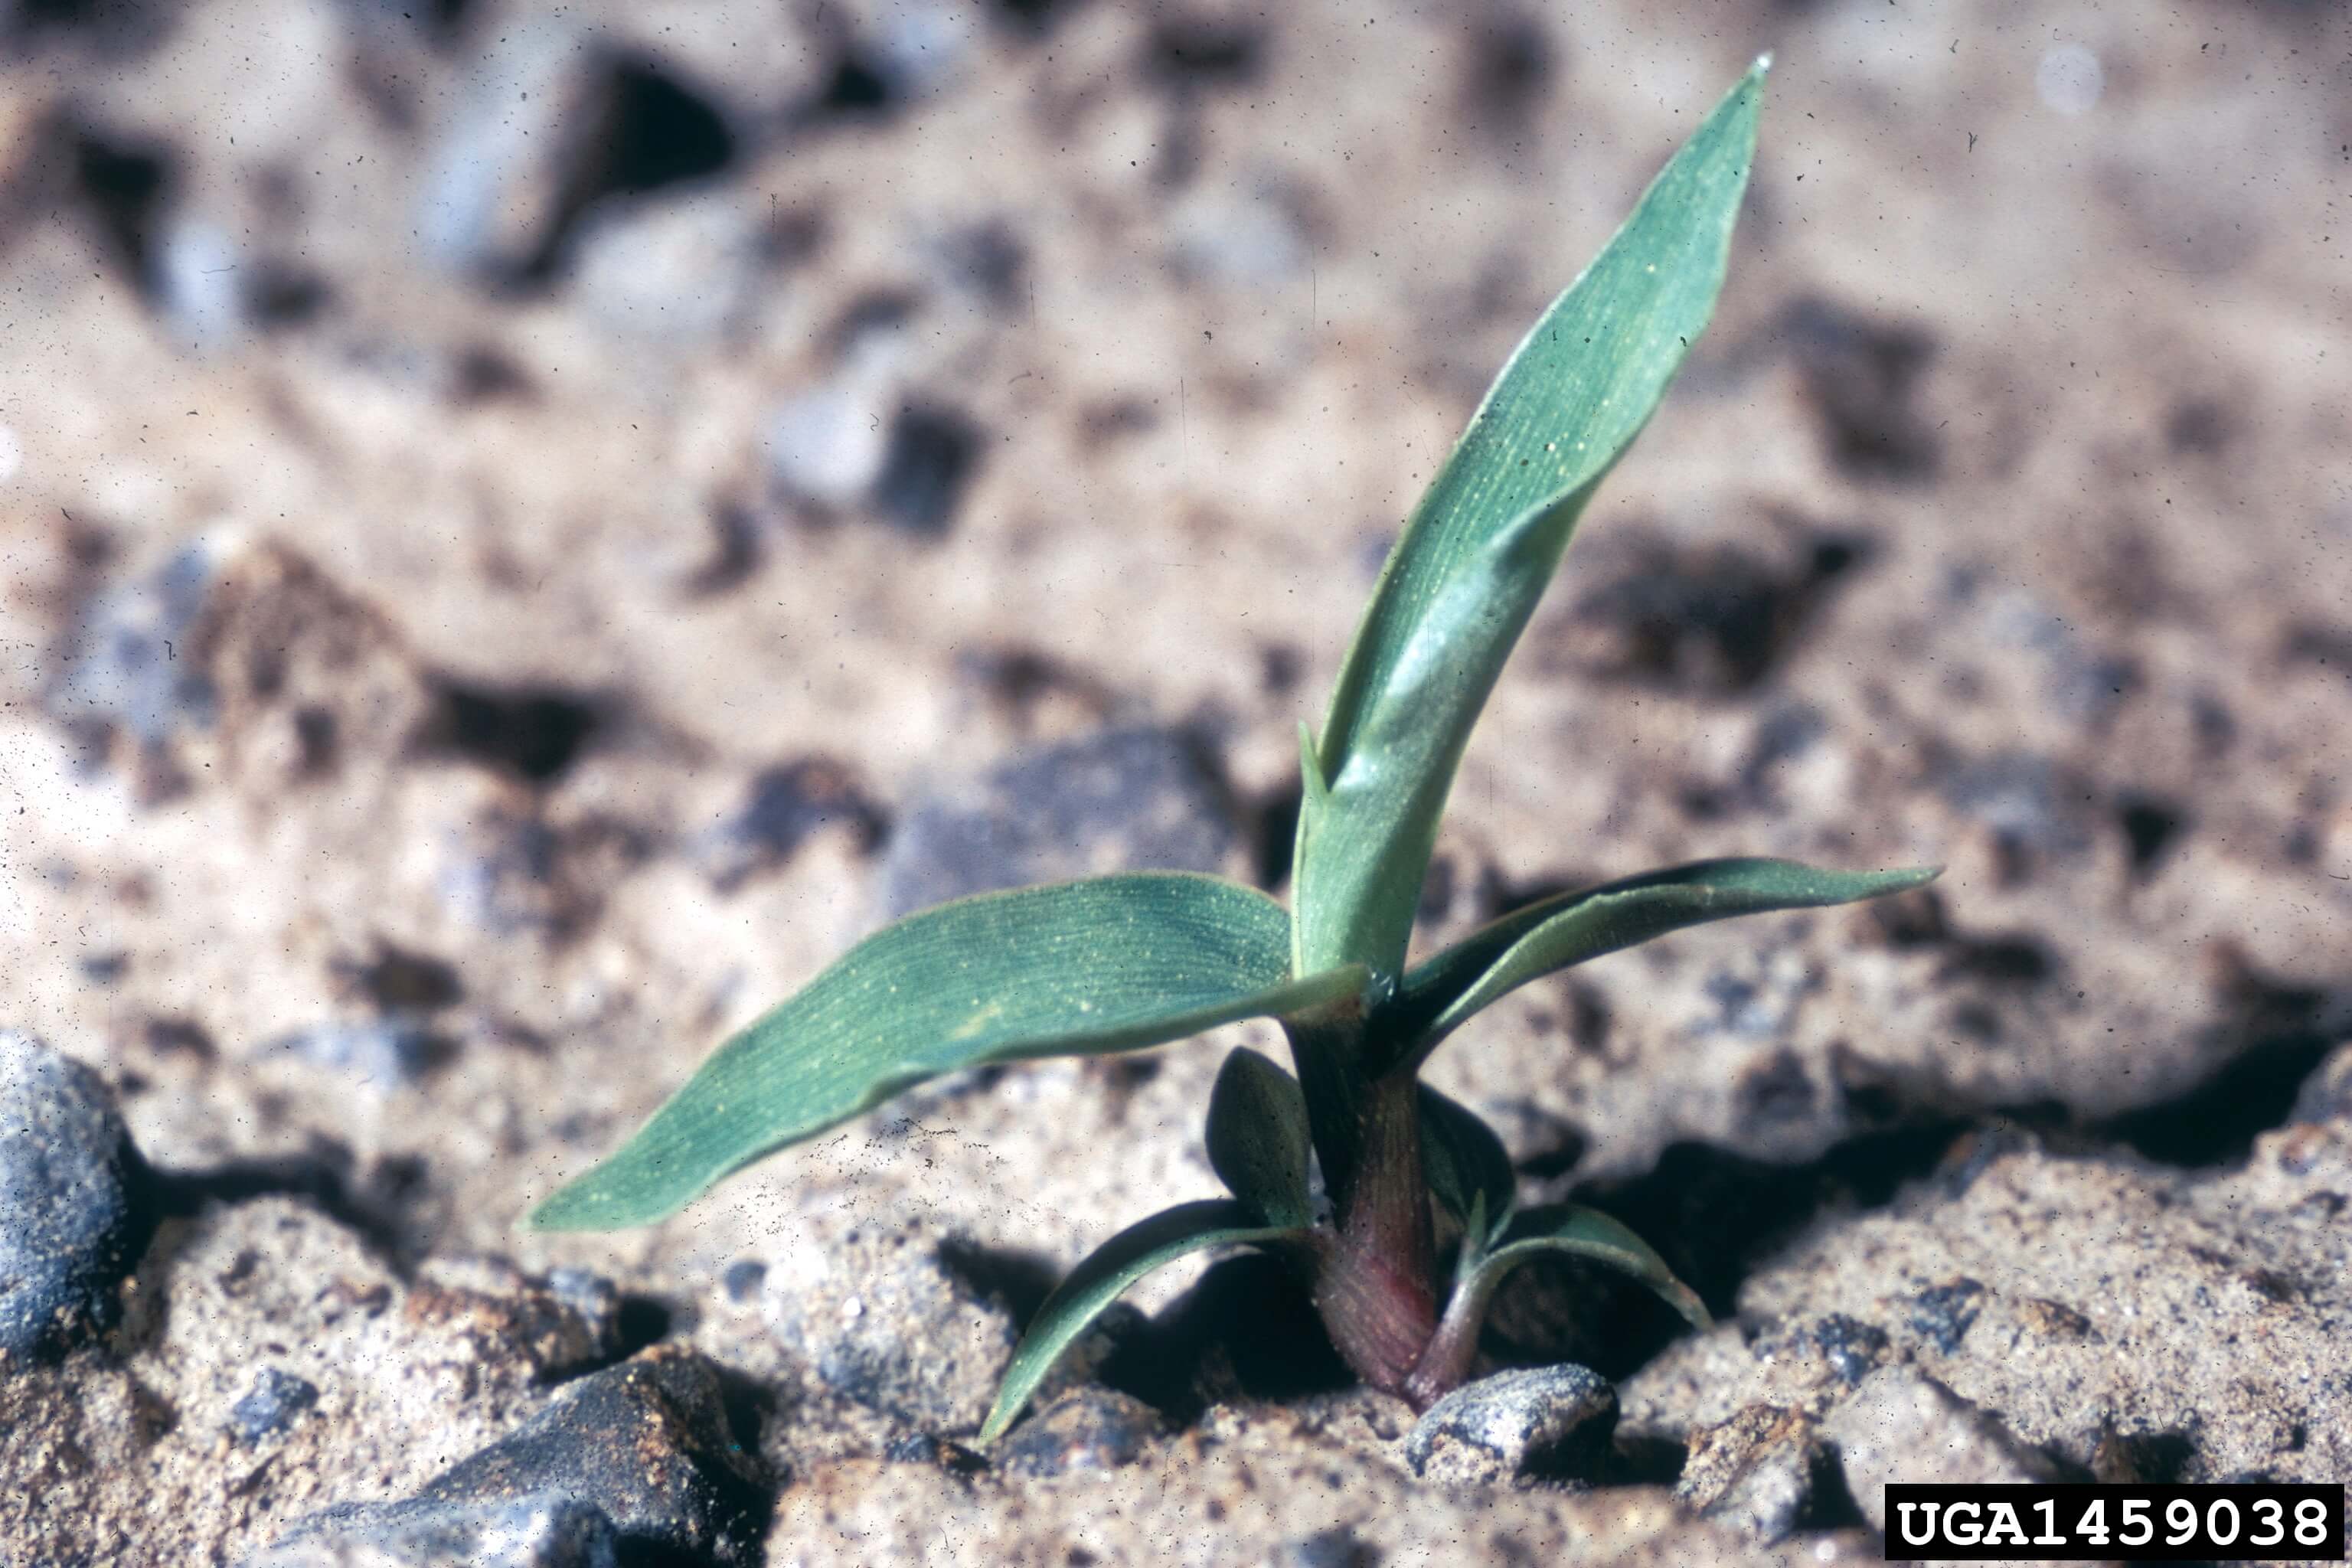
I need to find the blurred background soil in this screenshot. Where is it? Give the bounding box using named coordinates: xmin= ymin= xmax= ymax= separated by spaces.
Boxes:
xmin=0 ymin=0 xmax=2348 ymax=1563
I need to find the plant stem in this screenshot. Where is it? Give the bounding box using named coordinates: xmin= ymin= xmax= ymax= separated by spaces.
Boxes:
xmin=1403 ymin=1256 xmax=1493 ymax=1406
xmin=1285 ymin=1016 xmax=1439 ymax=1399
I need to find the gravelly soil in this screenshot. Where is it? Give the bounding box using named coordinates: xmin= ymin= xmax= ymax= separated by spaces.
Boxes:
xmin=1 ymin=0 xmax=2347 ymax=1563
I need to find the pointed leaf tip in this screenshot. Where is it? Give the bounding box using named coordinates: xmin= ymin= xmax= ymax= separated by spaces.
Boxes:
xmin=1292 ymin=67 xmax=1768 ymax=981
xmin=1468 ymin=1204 xmax=1711 ymax=1335
xmin=1400 ymin=858 xmax=1942 ymax=1060
xmin=980 ymin=1200 xmax=1302 ymax=1444
xmin=530 ymin=873 xmax=1357 ymax=1232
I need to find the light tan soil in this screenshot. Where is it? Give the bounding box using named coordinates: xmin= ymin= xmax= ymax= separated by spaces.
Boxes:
xmin=1 ymin=0 xmax=2347 ymax=1563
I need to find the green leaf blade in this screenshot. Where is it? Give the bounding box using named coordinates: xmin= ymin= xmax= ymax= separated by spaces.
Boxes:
xmin=1465 ymin=1204 xmax=1711 ymax=1334
xmin=1403 ymin=858 xmax=1939 ymax=1056
xmin=1417 ymin=1085 xmax=1516 ymax=1249
xmin=531 ymin=873 xmax=1367 ymax=1231
xmin=980 ymin=1199 xmax=1302 ymax=1444
xmin=1295 ymin=61 xmax=1769 ymax=982
xmin=1206 ymin=1047 xmax=1315 ymax=1227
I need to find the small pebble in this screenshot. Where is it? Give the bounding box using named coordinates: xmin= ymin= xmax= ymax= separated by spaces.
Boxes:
xmin=230 ymin=1367 xmax=320 ymax=1445
xmin=1809 ymin=1313 xmax=1890 ymax=1384
xmin=274 ymin=1020 xmax=442 ymax=1089
xmin=251 ymin=1495 xmax=619 ymax=1568
xmin=877 ymin=726 xmax=1238 ymax=918
xmin=766 ymin=1220 xmax=1017 ymax=1433
xmin=996 ymin=1387 xmax=1164 ymax=1478
xmin=720 ymin=1260 xmax=768 ymax=1304
xmin=263 ymin=1347 xmax=761 ymax=1564
xmin=1908 ymin=1279 xmax=1988 ymax=1354
xmin=1278 ymin=1526 xmax=1379 ymax=1568
xmin=1676 ymin=1404 xmax=1828 ymax=1545
xmin=1403 ymin=1364 xmax=1617 ymax=1488
xmin=0 ymin=1031 xmax=150 ymax=1364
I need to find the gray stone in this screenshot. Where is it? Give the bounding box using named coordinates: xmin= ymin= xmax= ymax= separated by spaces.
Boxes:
xmin=1906 ymin=1279 xmax=1988 ymax=1355
xmin=43 ymin=536 xmax=439 ymax=795
xmin=416 ymin=32 xmax=737 ymax=282
xmin=1674 ymin=1405 xmax=1828 ymax=1546
xmin=542 ymin=1269 xmax=624 ymax=1362
xmin=1808 ymin=1313 xmax=1890 ymax=1385
xmin=763 ymin=382 xmax=980 ymax=537
xmin=876 ymin=726 xmax=1239 ymax=917
xmin=1822 ymin=1367 xmax=2057 ymax=1534
xmin=46 ymin=541 xmax=220 ymax=747
xmin=862 ymin=3 xmax=978 ymax=100
xmin=230 ymin=1367 xmax=320 ymax=1445
xmin=414 ymin=24 xmax=611 ymax=279
xmin=995 ymin=1387 xmax=1165 ymax=1478
xmin=273 ymin=1020 xmax=443 ymax=1089
xmin=567 ymin=190 xmax=766 ymax=341
xmin=1936 ymin=752 xmax=2094 ymax=861
xmin=763 ymin=1220 xmax=1017 ymax=1434
xmin=406 ymin=1258 xmax=626 ymax=1383
xmin=766 ymin=375 xmax=893 ymax=509
xmin=720 ymin=1259 xmax=768 ymax=1304
xmin=267 ymin=1346 xmax=762 ymax=1565
xmin=251 ymin=1496 xmax=619 ymax=1568
xmin=155 ymin=217 xmax=247 ymax=350
xmin=1694 ymin=956 xmax=1818 ymax=1044
xmin=695 ymin=760 xmax=884 ymax=892
xmin=923 ymin=220 xmax=1026 ymax=312
xmin=1276 ymin=1527 xmax=1380 ymax=1568
xmin=870 ymin=407 xmax=980 ymax=537
xmin=1403 ymin=1364 xmax=1617 ymax=1488
xmin=0 ymin=1032 xmax=148 ymax=1364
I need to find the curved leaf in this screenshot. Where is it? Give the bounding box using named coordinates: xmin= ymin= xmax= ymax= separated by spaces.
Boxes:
xmin=1453 ymin=1204 xmax=1709 ymax=1345
xmin=1417 ymin=1085 xmax=1515 ymax=1248
xmin=532 ymin=874 xmax=1367 ymax=1231
xmin=979 ymin=1199 xmax=1305 ymax=1444
xmin=1206 ymin=1047 xmax=1315 ymax=1227
xmin=1294 ymin=61 xmax=1769 ymax=982
xmin=1399 ymin=858 xmax=1939 ymax=1061
xmin=1412 ymin=1204 xmax=1708 ymax=1399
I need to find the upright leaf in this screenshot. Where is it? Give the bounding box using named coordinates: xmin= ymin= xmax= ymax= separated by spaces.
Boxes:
xmin=1206 ymin=1047 xmax=1316 ymax=1227
xmin=1397 ymin=858 xmax=1939 ymax=1060
xmin=531 ymin=874 xmax=1367 ymax=1231
xmin=979 ymin=1199 xmax=1307 ymax=1444
xmin=1295 ymin=61 xmax=1769 ymax=982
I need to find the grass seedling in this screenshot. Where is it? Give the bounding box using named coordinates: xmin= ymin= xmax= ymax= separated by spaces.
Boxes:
xmin=532 ymin=59 xmax=1937 ymax=1442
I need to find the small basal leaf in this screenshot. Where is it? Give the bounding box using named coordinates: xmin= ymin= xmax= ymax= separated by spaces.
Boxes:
xmin=1294 ymin=61 xmax=1769 ymax=983
xmin=1454 ymin=1203 xmax=1710 ymax=1335
xmin=1205 ymin=1047 xmax=1315 ymax=1227
xmin=1417 ymin=1085 xmax=1516 ymax=1249
xmin=1399 ymin=858 xmax=1939 ymax=1061
xmin=531 ymin=873 xmax=1367 ymax=1231
xmin=979 ymin=1199 xmax=1306 ymax=1444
